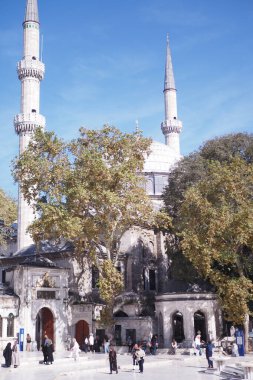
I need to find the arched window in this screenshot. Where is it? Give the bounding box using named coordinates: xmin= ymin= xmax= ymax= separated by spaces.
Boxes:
xmin=0 ymin=315 xmax=2 ymax=337
xmin=194 ymin=310 xmax=206 ymax=341
xmin=7 ymin=313 xmax=14 ymax=337
xmin=172 ymin=311 xmax=185 ymax=343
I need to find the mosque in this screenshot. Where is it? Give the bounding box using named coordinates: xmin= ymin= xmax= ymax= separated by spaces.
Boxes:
xmin=0 ymin=0 xmax=222 ymax=351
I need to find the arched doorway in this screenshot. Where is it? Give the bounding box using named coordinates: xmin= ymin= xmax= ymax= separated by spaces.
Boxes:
xmin=36 ymin=308 xmax=54 ymax=350
xmin=75 ymin=320 xmax=89 ymax=347
xmin=172 ymin=311 xmax=185 ymax=343
xmin=194 ymin=310 xmax=206 ymax=341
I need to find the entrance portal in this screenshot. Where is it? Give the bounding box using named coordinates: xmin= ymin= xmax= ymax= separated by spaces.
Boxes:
xmin=75 ymin=320 xmax=89 ymax=348
xmin=194 ymin=310 xmax=206 ymax=341
xmin=36 ymin=308 xmax=54 ymax=350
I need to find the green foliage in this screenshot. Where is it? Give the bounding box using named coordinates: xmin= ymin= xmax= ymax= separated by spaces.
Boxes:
xmin=98 ymin=259 xmax=124 ymax=327
xmin=12 ymin=126 xmax=155 ymax=257
xmin=180 ymin=158 xmax=253 ymax=324
xmin=0 ymin=188 xmax=17 ymax=247
xmin=12 ymin=125 xmax=164 ymax=322
xmin=163 ymin=133 xmax=253 ymax=219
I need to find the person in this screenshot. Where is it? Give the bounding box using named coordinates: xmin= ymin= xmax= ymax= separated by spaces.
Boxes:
xmin=12 ymin=340 xmax=20 ymax=368
xmin=41 ymin=334 xmax=48 ymax=364
xmin=135 ymin=345 xmax=145 ymax=373
xmin=26 ymin=333 xmax=32 ymax=351
xmin=71 ymin=338 xmax=80 ymax=361
xmin=3 ymin=342 xmax=12 ymax=367
xmin=42 ymin=335 xmax=54 ymax=364
xmin=194 ymin=333 xmax=201 ymax=356
xmin=171 ymin=339 xmax=177 ymax=355
xmin=205 ymin=340 xmax=214 ymax=368
xmin=147 ymin=339 xmax=152 ymax=355
xmin=230 ymin=325 xmax=235 ymax=337
xmin=104 ymin=336 xmax=110 ymax=353
xmin=127 ymin=336 xmax=133 ymax=353
xmin=151 ymin=335 xmax=158 ymax=355
xmin=131 ymin=343 xmax=139 ymax=370
xmin=83 ymin=336 xmax=89 ymax=353
xmin=94 ymin=336 xmax=100 ymax=352
xmin=231 ymin=342 xmax=239 ymax=357
xmin=109 ymin=346 xmax=118 ymax=374
xmin=89 ymin=333 xmax=94 ymax=353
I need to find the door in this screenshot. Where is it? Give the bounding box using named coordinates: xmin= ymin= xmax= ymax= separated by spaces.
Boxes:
xmin=36 ymin=307 xmax=54 ymax=350
xmin=75 ymin=320 xmax=89 ymax=347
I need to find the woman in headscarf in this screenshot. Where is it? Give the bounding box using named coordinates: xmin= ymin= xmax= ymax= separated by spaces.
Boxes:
xmin=3 ymin=342 xmax=12 ymax=367
xmin=109 ymin=346 xmax=118 ymax=374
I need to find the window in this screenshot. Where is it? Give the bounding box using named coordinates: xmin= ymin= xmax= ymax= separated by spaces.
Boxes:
xmin=115 ymin=325 xmax=122 ymax=346
xmin=143 ymin=269 xmax=147 ymax=290
xmin=92 ymin=266 xmax=99 ymax=289
xmin=155 ymin=175 xmax=168 ymax=195
xmin=149 ymin=269 xmax=156 ymax=291
xmin=116 ymin=265 xmax=121 ymax=273
xmin=0 ymin=315 xmax=2 ymax=337
xmin=126 ymin=329 xmax=136 ymax=344
xmin=7 ymin=313 xmax=14 ymax=337
xmin=2 ymin=270 xmax=6 ymax=283
xmin=145 ymin=176 xmax=154 ymax=195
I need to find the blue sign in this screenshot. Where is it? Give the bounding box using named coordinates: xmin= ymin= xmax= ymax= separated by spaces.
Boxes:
xmin=19 ymin=328 xmax=24 ymax=352
xmin=235 ymin=328 xmax=244 ymax=356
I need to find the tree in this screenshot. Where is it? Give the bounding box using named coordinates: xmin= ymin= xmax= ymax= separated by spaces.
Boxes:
xmin=179 ymin=158 xmax=253 ymax=326
xmin=13 ymin=125 xmax=170 ymax=321
xmin=98 ymin=260 xmax=124 ymax=329
xmin=163 ymin=133 xmax=253 ymax=283
xmin=0 ymin=188 xmax=17 ymax=248
xmin=163 ymin=133 xmax=253 ymax=219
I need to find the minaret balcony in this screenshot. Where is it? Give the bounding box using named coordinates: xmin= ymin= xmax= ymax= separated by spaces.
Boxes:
xmin=17 ymin=59 xmax=45 ymax=81
xmin=161 ymin=119 xmax=182 ymax=134
xmin=14 ymin=113 xmax=45 ymax=134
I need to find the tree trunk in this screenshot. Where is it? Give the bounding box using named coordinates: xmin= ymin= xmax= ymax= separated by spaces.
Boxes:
xmin=244 ymin=314 xmax=249 ymax=353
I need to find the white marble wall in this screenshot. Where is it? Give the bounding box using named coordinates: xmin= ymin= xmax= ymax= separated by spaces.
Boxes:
xmin=155 ymin=292 xmax=220 ymax=347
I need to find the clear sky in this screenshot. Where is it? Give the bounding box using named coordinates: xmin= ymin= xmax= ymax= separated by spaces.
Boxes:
xmin=0 ymin=0 xmax=253 ymax=198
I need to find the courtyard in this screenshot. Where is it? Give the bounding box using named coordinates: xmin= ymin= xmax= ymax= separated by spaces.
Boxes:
xmin=0 ymin=350 xmax=234 ymax=380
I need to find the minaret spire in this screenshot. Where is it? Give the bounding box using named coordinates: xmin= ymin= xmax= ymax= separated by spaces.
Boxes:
xmin=164 ymin=34 xmax=176 ymax=91
xmin=14 ymin=0 xmax=45 ymax=250
xmin=24 ymin=0 xmax=39 ymax=23
xmin=161 ymin=35 xmax=182 ymax=155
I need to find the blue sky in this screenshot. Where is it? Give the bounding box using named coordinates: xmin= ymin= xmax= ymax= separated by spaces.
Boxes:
xmin=0 ymin=0 xmax=253 ymax=198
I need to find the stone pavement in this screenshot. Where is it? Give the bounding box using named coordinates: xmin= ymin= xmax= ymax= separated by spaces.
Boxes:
xmin=0 ymin=351 xmax=230 ymax=380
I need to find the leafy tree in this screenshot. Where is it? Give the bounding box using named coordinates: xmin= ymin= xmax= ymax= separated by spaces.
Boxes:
xmin=179 ymin=158 xmax=253 ymax=326
xmin=98 ymin=260 xmax=124 ymax=329
xmin=163 ymin=133 xmax=253 ymax=219
xmin=0 ymin=188 xmax=17 ymax=248
xmin=13 ymin=125 xmax=170 ymax=321
xmin=163 ymin=133 xmax=253 ymax=284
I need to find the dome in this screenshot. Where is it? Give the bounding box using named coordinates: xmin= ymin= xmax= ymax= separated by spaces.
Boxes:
xmin=144 ymin=141 xmax=181 ymax=174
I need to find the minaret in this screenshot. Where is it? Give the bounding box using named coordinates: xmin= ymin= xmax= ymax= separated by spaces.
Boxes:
xmin=14 ymin=0 xmax=45 ymax=250
xmin=161 ymin=36 xmax=182 ymax=155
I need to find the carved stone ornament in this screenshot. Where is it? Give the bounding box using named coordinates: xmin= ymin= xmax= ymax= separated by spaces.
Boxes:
xmin=36 ymin=272 xmax=55 ymax=288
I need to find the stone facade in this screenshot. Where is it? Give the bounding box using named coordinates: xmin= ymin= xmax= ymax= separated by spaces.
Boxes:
xmin=0 ymin=0 xmax=223 ymax=353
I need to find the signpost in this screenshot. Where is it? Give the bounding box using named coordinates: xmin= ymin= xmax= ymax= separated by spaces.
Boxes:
xmin=235 ymin=328 xmax=244 ymax=356
xmin=19 ymin=328 xmax=24 ymax=351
